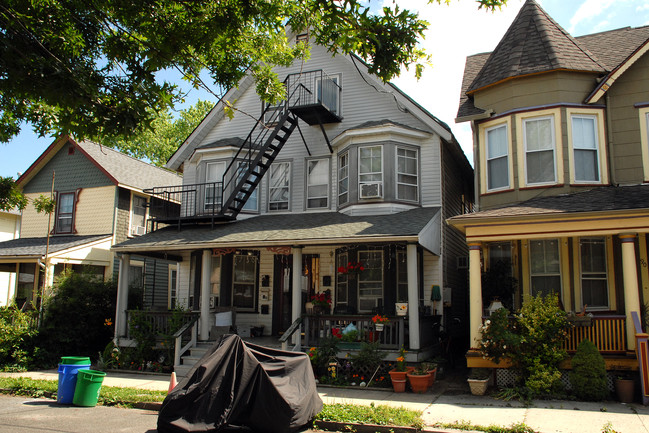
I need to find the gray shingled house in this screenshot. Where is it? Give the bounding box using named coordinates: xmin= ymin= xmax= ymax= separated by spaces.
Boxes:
xmin=448 ymin=0 xmax=649 ymax=371
xmin=111 ymin=31 xmax=474 ymax=372
xmin=0 ymin=135 xmax=182 ymax=311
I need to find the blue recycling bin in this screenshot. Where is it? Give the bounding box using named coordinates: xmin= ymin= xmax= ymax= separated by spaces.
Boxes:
xmin=57 ymin=356 xmax=91 ymax=404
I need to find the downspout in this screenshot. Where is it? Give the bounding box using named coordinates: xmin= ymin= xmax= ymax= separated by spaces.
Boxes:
xmin=472 ymin=121 xmax=480 ymax=211
xmin=605 ymin=93 xmax=616 ymax=185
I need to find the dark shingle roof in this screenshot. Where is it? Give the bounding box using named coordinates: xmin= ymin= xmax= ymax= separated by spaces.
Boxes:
xmin=577 ymin=25 xmax=649 ymax=70
xmin=455 ymin=185 xmax=649 ymax=220
xmin=456 ymin=53 xmax=490 ymax=120
xmin=113 ymin=207 xmax=440 ymax=251
xmin=467 ymin=0 xmax=605 ymax=94
xmin=0 ymin=234 xmax=112 ymax=258
xmin=197 ymin=137 xmax=245 ymax=150
xmin=78 ymin=140 xmax=182 ymax=191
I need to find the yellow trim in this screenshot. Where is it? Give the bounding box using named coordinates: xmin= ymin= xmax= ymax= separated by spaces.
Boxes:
xmin=478 ymin=117 xmax=513 ymax=195
xmin=566 ymin=108 xmax=609 ymax=185
xmin=515 ymin=108 xmax=564 ymax=188
xmin=606 ymin=235 xmax=617 ymax=311
xmin=640 ymin=234 xmax=649 ymax=305
xmin=639 ymin=107 xmax=649 ymax=182
xmin=560 ymin=237 xmax=572 ymax=311
xmin=572 ymin=236 xmax=616 ymax=312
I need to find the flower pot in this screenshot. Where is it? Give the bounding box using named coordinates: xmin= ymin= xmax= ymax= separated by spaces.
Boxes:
xmin=615 ymin=378 xmax=635 ymax=403
xmin=375 ymin=323 xmax=384 ymax=332
xmin=391 ymin=379 xmax=406 ymax=393
xmin=407 ymin=372 xmax=432 ymax=393
xmin=388 ymin=367 xmax=414 ymax=382
xmin=426 ymin=368 xmax=437 ymax=389
xmin=467 ymin=378 xmax=489 ymax=396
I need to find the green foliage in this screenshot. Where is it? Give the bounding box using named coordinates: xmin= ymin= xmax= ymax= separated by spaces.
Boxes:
xmin=100 ymin=100 xmax=213 ymax=166
xmin=315 ymin=402 xmax=424 ymax=429
xmin=435 ymin=420 xmax=539 ymax=433
xmin=351 ymin=341 xmax=385 ymax=371
xmin=0 ymin=0 xmax=505 ymax=143
xmin=35 ymin=270 xmax=117 ymax=367
xmin=469 ymin=368 xmax=491 ymax=380
xmin=312 ymin=337 xmax=339 ymax=375
xmin=32 ymin=194 xmax=55 ymax=214
xmin=0 ymin=306 xmax=38 ymax=371
xmin=128 ymin=310 xmax=156 ymax=364
xmin=570 ymin=339 xmax=608 ymax=401
xmin=0 ymin=177 xmax=27 ymax=211
xmin=479 ymin=294 xmax=572 ymax=398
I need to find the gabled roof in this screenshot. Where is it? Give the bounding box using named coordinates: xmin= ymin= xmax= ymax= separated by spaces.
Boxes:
xmin=17 ymin=135 xmax=182 ymax=192
xmin=467 ymin=0 xmax=605 ymax=95
xmin=0 ymin=234 xmax=111 ymax=259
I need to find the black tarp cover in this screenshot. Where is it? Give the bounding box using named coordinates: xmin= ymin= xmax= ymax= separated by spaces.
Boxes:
xmin=157 ymin=334 xmax=323 ymax=433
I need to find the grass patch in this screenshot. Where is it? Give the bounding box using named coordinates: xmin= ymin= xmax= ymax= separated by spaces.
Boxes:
xmin=0 ymin=377 xmax=167 ymax=407
xmin=315 ymin=402 xmax=424 ymax=429
xmin=434 ymin=420 xmax=538 ymax=433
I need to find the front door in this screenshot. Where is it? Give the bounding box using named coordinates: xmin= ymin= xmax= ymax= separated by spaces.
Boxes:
xmin=272 ymin=255 xmax=292 ymax=335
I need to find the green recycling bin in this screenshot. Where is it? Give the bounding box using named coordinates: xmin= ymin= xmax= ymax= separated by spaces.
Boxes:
xmin=72 ymin=369 xmax=106 ymax=407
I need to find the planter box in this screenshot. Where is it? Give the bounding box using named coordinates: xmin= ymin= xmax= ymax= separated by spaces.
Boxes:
xmin=338 ymin=342 xmax=362 ymax=350
xmin=467 ymin=378 xmax=489 ymax=395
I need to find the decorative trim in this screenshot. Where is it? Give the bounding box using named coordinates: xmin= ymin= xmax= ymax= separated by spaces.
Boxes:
xmin=266 ymin=246 xmax=291 ymax=255
xmin=212 ymin=247 xmax=236 ymax=256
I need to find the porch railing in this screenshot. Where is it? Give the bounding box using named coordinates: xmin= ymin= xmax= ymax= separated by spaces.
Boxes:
xmin=125 ymin=311 xmax=198 ymax=340
xmin=144 ymin=181 xmax=224 ymax=222
xmin=563 ymin=315 xmax=626 ymax=354
xmin=303 ymin=315 xmax=405 ymax=350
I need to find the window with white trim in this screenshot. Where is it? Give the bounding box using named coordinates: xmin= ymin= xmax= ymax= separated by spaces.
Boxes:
xmin=571 ymin=115 xmax=600 ymax=182
xmin=486 ymin=124 xmax=509 ymax=191
xmin=359 ymin=145 xmax=383 ymax=199
xmin=396 ymin=147 xmax=418 ymax=201
xmin=237 ymin=161 xmax=258 ymax=211
xmin=524 ymin=116 xmax=556 ymax=185
xmin=232 ymin=253 xmax=257 ymax=311
xmin=579 ymin=237 xmax=608 ymax=309
xmin=338 ymin=151 xmax=349 ymax=205
xmin=269 ymin=162 xmax=290 ymax=211
xmin=358 ymin=250 xmax=383 ymax=312
xmin=130 ymin=194 xmax=148 ymax=236
xmin=55 ymin=192 xmax=75 ymax=234
xmin=529 ymin=239 xmax=561 ymax=297
xmin=205 ymin=161 xmax=225 ymax=211
xmin=307 ymin=158 xmax=329 ymax=209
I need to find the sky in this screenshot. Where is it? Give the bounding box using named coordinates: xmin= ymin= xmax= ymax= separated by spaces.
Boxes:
xmin=2 ymin=0 xmax=649 ymax=178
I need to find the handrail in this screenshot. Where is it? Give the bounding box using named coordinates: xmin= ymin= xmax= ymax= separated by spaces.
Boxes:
xmin=174 ymin=315 xmax=200 ymax=367
xmin=279 ymin=316 xmax=303 ymax=351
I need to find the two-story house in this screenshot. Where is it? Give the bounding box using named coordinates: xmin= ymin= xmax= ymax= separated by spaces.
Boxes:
xmin=111 ymin=32 xmax=474 ymax=364
xmin=449 ymin=0 xmax=649 ymax=370
xmin=0 ymin=135 xmax=182 ymax=311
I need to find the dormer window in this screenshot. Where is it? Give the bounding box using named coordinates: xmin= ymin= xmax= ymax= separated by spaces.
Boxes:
xmin=359 ymin=145 xmax=383 ymax=199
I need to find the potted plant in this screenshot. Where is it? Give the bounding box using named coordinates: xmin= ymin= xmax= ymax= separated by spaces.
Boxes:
xmin=407 ymin=364 xmax=432 ymax=393
xmin=614 ymin=373 xmax=635 ymax=403
xmin=372 ymin=314 xmax=389 ymax=332
xmin=310 ymin=290 xmax=332 ymax=315
xmin=388 ymin=346 xmax=412 ymax=392
xmin=421 ymin=362 xmax=438 ymax=389
xmin=467 ymin=368 xmax=491 ymax=396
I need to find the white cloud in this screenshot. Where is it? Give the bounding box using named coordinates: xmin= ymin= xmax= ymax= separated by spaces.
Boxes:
xmin=568 ymin=0 xmax=618 ymax=33
xmin=383 ymin=0 xmax=526 ymax=165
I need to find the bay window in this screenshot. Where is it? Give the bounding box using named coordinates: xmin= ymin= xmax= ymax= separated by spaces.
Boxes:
xmin=307 ymin=158 xmax=329 ymax=209
xmin=486 ymin=124 xmax=509 ymax=191
xmin=396 ymin=147 xmax=418 ymax=201
xmin=269 ymin=162 xmax=290 ymax=211
xmin=524 ymin=116 xmax=556 ymax=185
xmin=359 ymin=145 xmax=383 ymax=199
xmin=571 ymin=115 xmax=600 ymax=183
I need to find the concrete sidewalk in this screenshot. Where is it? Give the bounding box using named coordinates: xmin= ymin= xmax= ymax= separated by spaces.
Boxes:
xmin=3 ymin=370 xmax=649 ymax=433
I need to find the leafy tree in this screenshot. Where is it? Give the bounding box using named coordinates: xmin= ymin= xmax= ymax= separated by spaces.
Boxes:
xmin=0 ymin=177 xmax=28 ymax=211
xmin=101 ymin=100 xmax=213 ymax=167
xmin=0 ymin=0 xmax=505 ymax=143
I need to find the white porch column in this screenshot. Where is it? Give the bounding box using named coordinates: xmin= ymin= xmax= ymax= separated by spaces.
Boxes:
xmin=469 ymin=242 xmax=483 ymax=349
xmin=407 ymin=243 xmax=420 ymax=350
xmin=291 ymin=247 xmax=303 ymax=345
xmin=200 ymin=249 xmax=212 ymax=341
xmin=620 ymin=234 xmax=641 ymax=351
xmin=115 ymin=254 xmax=130 ymax=339
xmin=45 ymin=262 xmax=55 ymax=290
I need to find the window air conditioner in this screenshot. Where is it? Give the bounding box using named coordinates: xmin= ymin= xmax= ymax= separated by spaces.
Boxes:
xmin=132 ymin=225 xmax=146 ymax=236
xmin=360 ymin=182 xmax=382 ymax=199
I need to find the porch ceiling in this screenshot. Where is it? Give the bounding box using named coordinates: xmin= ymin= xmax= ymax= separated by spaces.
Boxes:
xmin=448 ymin=185 xmax=649 ymax=241
xmin=112 ymin=207 xmax=441 ymax=253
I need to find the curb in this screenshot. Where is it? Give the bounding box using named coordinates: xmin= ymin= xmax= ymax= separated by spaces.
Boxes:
xmin=313 ymin=420 xmax=472 ymax=433
xmin=134 ymin=401 xmax=163 ymax=411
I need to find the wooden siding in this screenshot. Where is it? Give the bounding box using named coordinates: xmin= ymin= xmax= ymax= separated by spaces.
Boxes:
xmin=22 ymin=143 xmax=113 ymax=194
xmin=608 ymin=52 xmax=649 ymax=184
xmin=114 ymin=187 xmax=131 ymax=245
xmin=74 ymin=186 xmax=116 ymax=235
xmin=19 ymin=192 xmax=50 ymax=237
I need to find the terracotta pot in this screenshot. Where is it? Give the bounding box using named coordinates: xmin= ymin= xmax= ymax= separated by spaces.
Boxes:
xmin=389 ymin=367 xmax=414 ymax=382
xmin=391 ymin=378 xmax=406 ymax=393
xmin=615 ymin=378 xmax=635 ymax=403
xmin=407 ymin=372 xmax=432 ymax=393
xmin=426 ymin=368 xmax=437 ymax=389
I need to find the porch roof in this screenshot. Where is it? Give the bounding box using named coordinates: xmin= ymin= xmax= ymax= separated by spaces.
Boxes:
xmin=112 ymin=207 xmax=441 ymax=253
xmin=448 ymin=185 xmax=649 ymax=241
xmin=0 ymin=234 xmax=112 ymax=260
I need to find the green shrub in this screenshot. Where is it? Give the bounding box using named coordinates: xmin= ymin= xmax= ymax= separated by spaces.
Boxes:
xmin=351 ymin=341 xmax=385 ymax=371
xmin=570 ymin=339 xmax=608 ymax=401
xmin=0 ymin=306 xmax=38 ymax=371
xmin=35 ymin=270 xmax=117 ymax=367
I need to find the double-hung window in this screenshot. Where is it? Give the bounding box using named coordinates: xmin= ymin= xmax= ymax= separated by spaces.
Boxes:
xmin=486 ymin=124 xmax=509 ymax=191
xmin=205 ymin=161 xmax=225 ymax=211
xmin=130 ymin=195 xmax=148 ymax=236
xmin=396 ymin=147 xmax=418 ymax=201
xmin=529 ymin=239 xmax=561 ymax=297
xmin=524 ymin=116 xmax=556 ymax=185
xmin=55 ymin=192 xmax=75 ymax=234
xmin=571 ymin=115 xmax=600 ymax=183
xmin=307 ymin=159 xmax=329 ymax=209
xmin=338 ymin=152 xmax=349 ymax=206
xmin=358 ymin=250 xmax=383 ymax=312
xmin=359 ymin=145 xmax=383 ymax=199
xmin=580 ymin=238 xmax=608 ymax=309
xmin=236 ymin=161 xmax=258 ymax=211
xmin=269 ymin=162 xmax=290 ymax=211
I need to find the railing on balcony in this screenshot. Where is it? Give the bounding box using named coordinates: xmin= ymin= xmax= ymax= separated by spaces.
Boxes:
xmin=303 ymin=315 xmax=405 ymax=350
xmin=125 ymin=310 xmax=199 ymax=340
xmin=286 ymin=69 xmax=342 ymax=125
xmin=563 ymin=315 xmax=626 ymax=354
xmin=145 ymin=181 xmax=223 ymax=225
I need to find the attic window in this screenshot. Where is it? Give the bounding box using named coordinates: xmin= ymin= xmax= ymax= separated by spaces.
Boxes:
xmin=296 ymin=33 xmax=308 ymax=42
xmin=68 ymin=145 xmax=75 ymax=155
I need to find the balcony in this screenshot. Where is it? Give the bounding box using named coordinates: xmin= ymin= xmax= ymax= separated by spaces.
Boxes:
xmin=286 ymin=69 xmax=342 ymax=125
xmin=145 ymin=181 xmax=225 ymax=226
